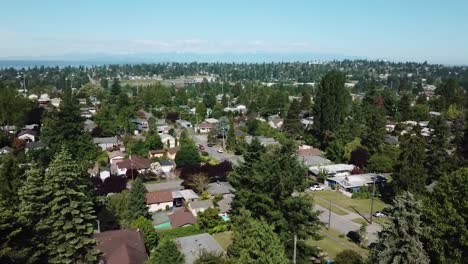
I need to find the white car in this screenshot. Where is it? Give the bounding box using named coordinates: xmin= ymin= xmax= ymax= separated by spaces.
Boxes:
xmin=309 ymin=185 xmax=324 ymax=191
xmin=217 ymin=148 xmax=224 ymax=153
xmin=373 ymin=211 xmax=386 ymax=218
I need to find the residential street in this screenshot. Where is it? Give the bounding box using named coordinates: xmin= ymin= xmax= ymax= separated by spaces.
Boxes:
xmin=192 ymin=134 xmax=242 ymax=165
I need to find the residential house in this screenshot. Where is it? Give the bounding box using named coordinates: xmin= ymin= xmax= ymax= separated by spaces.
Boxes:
xmin=297 ymin=145 xmax=322 ymax=156
xmin=308 ymin=164 xmax=355 ymax=177
xmin=168 ymin=210 xmax=197 ymax=228
xmin=207 ymin=182 xmax=235 ymax=197
xmin=146 ymin=191 xmax=174 ymax=212
xmin=197 ymin=122 xmax=214 ymax=133
xmin=245 ymin=136 xmax=279 ymax=146
xmin=94 ymin=229 xmax=148 ymax=264
xmin=152 ymin=212 xmax=171 ymax=229
xmin=0 ymin=146 xmax=13 ymax=155
xmin=189 ymin=200 xmax=214 ymax=217
xmin=326 ymin=173 xmax=387 ymax=193
xmin=176 ymin=119 xmax=193 ymax=128
xmin=384 ymin=135 xmax=399 ymax=145
xmin=84 ymin=119 xmax=97 ymax=132
xmin=172 ymin=189 xmax=199 ymax=203
xmin=17 ymin=130 xmax=37 ymax=142
xmin=116 ymin=156 xmax=151 ymax=176
xmin=299 ymin=156 xmax=332 ymax=167
xmin=176 ymin=233 xmax=224 ymax=264
xmin=268 ymin=114 xmax=283 ymax=129
xmin=160 ymin=134 xmax=176 ymax=148
xmin=218 ymin=194 xmax=234 ymax=215
xmin=166 ymin=147 xmax=178 ymax=160
xmin=77 ymin=98 xmax=87 ymax=105
xmin=156 ymin=119 xmax=169 ymax=134
xmin=89 ymin=96 xmax=101 ymax=106
xmin=25 ymin=141 xmax=47 ymax=152
xmin=38 ymin=94 xmax=50 ymax=106
xmin=148 ymin=149 xmax=165 ymax=159
xmin=300 ymin=117 xmax=314 ymax=129
xmin=93 ymin=137 xmax=119 ymax=151
xmin=50 ymin=98 xmax=62 ymax=108
xmin=108 ymin=150 xmax=125 ymax=165
xmin=204 ymin=118 xmax=219 ymax=125
xmin=159 ymin=160 xmax=175 ymax=174
xmin=1 ymin=125 xmax=16 ymax=134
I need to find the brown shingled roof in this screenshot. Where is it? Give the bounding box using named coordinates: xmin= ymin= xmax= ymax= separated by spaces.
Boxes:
xmin=298 ymin=148 xmax=322 ymax=156
xmin=146 ymin=191 xmax=173 ymax=204
xmin=95 ymin=229 xmax=148 ymax=264
xmin=169 ymin=210 xmax=197 ymax=228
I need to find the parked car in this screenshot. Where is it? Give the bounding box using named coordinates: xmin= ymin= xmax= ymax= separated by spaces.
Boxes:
xmin=217 ymin=148 xmax=224 ymax=153
xmin=309 ymin=185 xmax=324 ymax=191
xmin=373 ymin=211 xmax=386 ymax=218
xmin=207 ymin=143 xmax=213 ymax=147
xmin=198 ymin=144 xmax=205 ymax=150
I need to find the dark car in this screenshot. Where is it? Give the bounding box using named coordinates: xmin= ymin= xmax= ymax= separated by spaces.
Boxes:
xmin=346 ymin=231 xmax=361 ymax=244
xmin=198 ymin=144 xmax=205 ymax=150
xmin=207 ymin=143 xmax=213 ymax=147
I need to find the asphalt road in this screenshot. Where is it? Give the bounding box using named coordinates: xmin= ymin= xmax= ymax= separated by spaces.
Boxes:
xmin=192 ymin=134 xmax=242 ymax=165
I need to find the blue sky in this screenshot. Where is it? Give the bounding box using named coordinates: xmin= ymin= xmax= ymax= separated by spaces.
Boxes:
xmin=0 ymin=0 xmax=467 ymax=64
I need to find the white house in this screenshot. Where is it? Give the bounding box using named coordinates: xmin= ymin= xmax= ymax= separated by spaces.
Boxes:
xmin=159 ymin=160 xmax=176 ymax=174
xmin=93 ymin=137 xmax=119 ymax=151
xmin=204 ymin=118 xmax=219 ymax=124
xmin=197 ymin=122 xmax=214 ymax=133
xmin=268 ymin=114 xmax=284 ymax=129
xmin=108 ymin=150 xmax=125 ymax=165
xmin=50 ymin=98 xmax=62 ymax=108
xmin=160 ymin=134 xmax=176 ymax=148
xmin=146 ymin=191 xmax=174 ymax=212
xmin=176 ymin=119 xmax=193 ymax=128
xmin=17 ymin=130 xmax=37 ymax=142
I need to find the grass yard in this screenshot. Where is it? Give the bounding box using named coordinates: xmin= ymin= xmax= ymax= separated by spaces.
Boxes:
xmin=313 ymin=191 xmax=387 ymax=216
xmin=351 ymin=218 xmax=368 ymax=225
xmin=308 ymin=227 xmax=368 ymax=259
xmin=313 ymin=197 xmax=349 ymax=215
xmin=212 ymin=231 xmax=233 ymax=250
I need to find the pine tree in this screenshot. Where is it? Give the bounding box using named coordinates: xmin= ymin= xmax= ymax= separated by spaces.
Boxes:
xmin=228 ymin=209 xmax=288 ymax=264
xmin=369 ymin=192 xmax=429 ymax=264
xmin=425 ymin=116 xmax=451 ymax=183
xmin=300 ymin=91 xmax=311 ymax=110
xmin=148 ymin=239 xmax=184 ymax=264
xmin=283 ymin=99 xmax=303 ymax=139
xmin=131 ymin=216 xmax=159 ymax=250
xmin=110 ymin=78 xmax=121 ymax=96
xmin=362 ymin=105 xmax=386 ymax=154
xmin=40 ymin=149 xmax=99 ymax=264
xmin=0 ymin=201 xmax=31 ymax=263
xmin=17 ymin=165 xmax=48 ymax=262
xmin=226 ymin=119 xmax=237 ymax=151
xmin=127 ymin=177 xmax=150 ymax=222
xmin=0 ymin=154 xmax=22 ymax=204
xmin=312 ymin=70 xmax=351 ymax=137
xmin=392 ymin=134 xmax=427 ymax=194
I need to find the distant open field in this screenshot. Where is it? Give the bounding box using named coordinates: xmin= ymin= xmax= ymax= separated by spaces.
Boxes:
xmin=121 ymin=79 xmax=164 ymax=87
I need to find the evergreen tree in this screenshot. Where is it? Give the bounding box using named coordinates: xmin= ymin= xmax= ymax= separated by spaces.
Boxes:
xmin=175 ymin=144 xmax=200 ymax=167
xmin=226 ymin=119 xmax=237 ymax=151
xmin=369 ymin=192 xmax=429 ymax=264
xmin=148 ymin=239 xmax=184 ymax=264
xmin=228 ymin=209 xmax=287 ymax=264
xmin=397 ymin=93 xmax=412 ymax=121
xmin=392 ymin=134 xmax=427 ymax=194
xmin=283 ymin=99 xmax=303 ymax=139
xmin=229 ymin=144 xmax=320 ymax=245
xmin=110 ymin=78 xmax=121 ymax=96
xmin=421 ymin=168 xmax=468 ymax=263
xmin=425 ymin=116 xmax=451 ymax=183
xmin=313 ymin=70 xmax=351 ymax=137
xmin=362 ymin=105 xmax=386 ymax=154
xmin=17 ymin=165 xmax=48 ymax=262
xmin=131 ymin=216 xmax=159 ymax=250
xmin=300 ymin=91 xmax=311 ymax=110
xmin=0 ymin=154 xmax=22 ymax=204
xmin=40 ymin=149 xmax=99 ymax=264
xmin=127 ymin=177 xmax=150 ymax=222
xmin=0 ymin=201 xmax=32 ymax=263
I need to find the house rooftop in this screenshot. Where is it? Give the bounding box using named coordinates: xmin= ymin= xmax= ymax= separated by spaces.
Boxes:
xmin=93 ymin=137 xmax=118 ymax=144
xmin=218 ymin=194 xmax=234 ymax=213
xmin=207 ymin=182 xmax=235 ymax=195
xmin=308 ymin=164 xmax=354 ymax=175
xmin=298 ymin=155 xmax=332 ymax=167
xmin=159 ymin=159 xmax=175 ymax=167
xmin=94 ymin=229 xmax=148 ymax=264
xmin=25 ymin=141 xmax=47 ymax=149
xmin=18 ymin=129 xmax=37 ymax=137
xmin=146 ymin=191 xmax=173 ymax=204
xmin=189 ymin=200 xmax=213 ymax=210
xmin=327 ymin=173 xmax=387 ymax=189
xmin=176 ymin=233 xmax=224 ymax=264
xmin=172 ymin=189 xmax=199 ymax=201
xmin=168 ymin=210 xmax=197 ymax=228
xmin=117 ymin=156 xmax=151 ymax=170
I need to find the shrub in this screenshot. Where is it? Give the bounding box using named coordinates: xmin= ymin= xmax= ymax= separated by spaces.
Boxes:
xmin=201 ymin=151 xmax=209 ymax=156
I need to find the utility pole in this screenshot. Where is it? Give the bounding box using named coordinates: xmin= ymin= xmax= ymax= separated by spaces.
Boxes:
xmin=370 ymin=173 xmax=377 ymax=224
xmin=293 ymin=234 xmax=297 ymax=264
xmin=96 ymin=220 xmax=101 ymax=233
xmin=328 ymin=199 xmax=332 ymax=230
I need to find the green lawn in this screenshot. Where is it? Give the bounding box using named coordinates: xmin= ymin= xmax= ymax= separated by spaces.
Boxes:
xmin=351 ymin=218 xmax=368 ymax=225
xmin=313 ymin=197 xmax=349 ymax=215
xmin=307 ymin=227 xmax=368 ymax=259
xmin=313 ymin=191 xmax=387 ymax=216
xmin=212 ymin=231 xmax=233 ymax=250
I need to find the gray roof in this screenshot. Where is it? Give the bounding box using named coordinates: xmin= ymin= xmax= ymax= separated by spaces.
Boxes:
xmin=93 ymin=137 xmax=118 ymax=144
xmin=25 ymin=141 xmax=47 ymax=149
xmin=0 ymin=146 xmax=13 ymax=153
xmin=207 ymin=182 xmax=235 ymax=195
xmin=159 ymin=159 xmax=175 ymax=167
xmin=384 ymin=134 xmax=399 ymax=145
xmin=298 ymin=155 xmax=332 ymax=167
xmin=176 ymin=233 xmax=224 ymax=264
xmin=172 ymin=189 xmax=199 ymax=201
xmin=190 ymin=200 xmax=213 ymax=210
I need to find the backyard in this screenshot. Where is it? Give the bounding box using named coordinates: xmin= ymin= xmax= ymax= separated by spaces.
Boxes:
xmin=307 ymin=227 xmax=368 ymax=260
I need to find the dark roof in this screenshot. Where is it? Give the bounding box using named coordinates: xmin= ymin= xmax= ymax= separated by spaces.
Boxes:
xmin=169 ymin=210 xmax=197 ymax=228
xmin=25 ymin=141 xmax=47 ymax=149
xmin=95 ymin=229 xmax=148 ymax=264
xmin=146 ymin=191 xmax=173 ymax=204
xmin=159 ymin=159 xmax=175 ymax=167
xmin=117 ymin=156 xmax=151 ymax=170
xmin=149 ymin=149 xmax=165 ymax=155
xmin=18 ymin=129 xmax=37 ymax=137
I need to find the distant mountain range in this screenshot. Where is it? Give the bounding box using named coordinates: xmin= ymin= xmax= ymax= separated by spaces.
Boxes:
xmin=0 ymin=52 xmax=366 ymax=68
